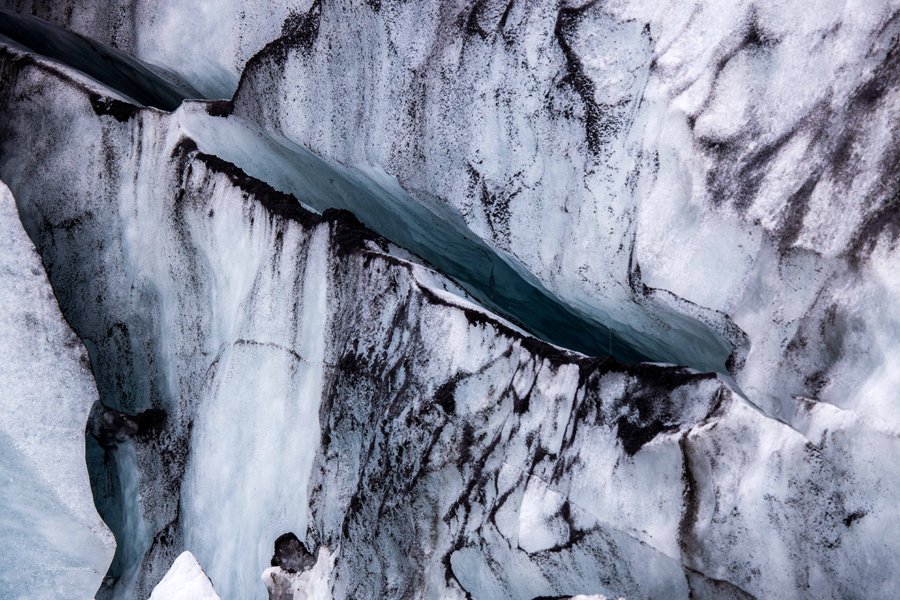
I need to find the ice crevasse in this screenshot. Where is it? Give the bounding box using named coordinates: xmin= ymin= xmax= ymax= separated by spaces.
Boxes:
xmin=0 ymin=2 xmax=898 ymax=600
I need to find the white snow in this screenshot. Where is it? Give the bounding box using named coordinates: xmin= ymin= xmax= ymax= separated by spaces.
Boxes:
xmin=148 ymin=552 xmax=220 ymax=600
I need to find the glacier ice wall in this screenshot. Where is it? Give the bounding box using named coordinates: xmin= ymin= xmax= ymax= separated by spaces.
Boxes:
xmin=0 ymin=33 xmax=898 ymax=600
xmin=0 ymin=6 xmax=738 ymax=370
xmin=20 ymin=0 xmax=894 ymax=453
xmin=7 ymin=0 xmax=900 ymax=422
xmin=18 ymin=0 xmax=894 ymax=423
xmin=0 ymin=180 xmax=115 ymax=598
xmin=224 ymin=0 xmax=900 ymax=424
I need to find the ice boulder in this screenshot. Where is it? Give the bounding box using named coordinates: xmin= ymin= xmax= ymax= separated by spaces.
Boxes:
xmin=263 ymin=546 xmax=336 ymax=600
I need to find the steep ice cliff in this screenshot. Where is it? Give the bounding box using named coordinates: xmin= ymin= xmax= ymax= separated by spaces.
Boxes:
xmin=0 ymin=180 xmax=115 ymax=598
xmin=0 ymin=31 xmax=897 ymax=600
xmin=0 ymin=3 xmax=898 ymax=600
xmin=0 ymin=6 xmax=737 ymax=371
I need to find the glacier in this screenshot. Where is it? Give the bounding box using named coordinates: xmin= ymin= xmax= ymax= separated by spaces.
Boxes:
xmin=224 ymin=0 xmax=900 ymax=426
xmin=0 ymin=2 xmax=898 ymax=600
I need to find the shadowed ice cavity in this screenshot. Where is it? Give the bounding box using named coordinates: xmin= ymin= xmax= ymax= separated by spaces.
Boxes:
xmin=0 ymin=8 xmax=734 ymax=370
xmin=0 ymin=9 xmax=199 ymax=109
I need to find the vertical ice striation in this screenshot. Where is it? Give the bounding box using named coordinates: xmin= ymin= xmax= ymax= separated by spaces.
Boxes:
xmin=107 ymin=439 xmax=154 ymax=595
xmin=178 ymin=207 xmax=330 ymax=598
xmin=0 ymin=180 xmax=115 ymax=598
xmin=0 ymin=39 xmax=340 ymax=597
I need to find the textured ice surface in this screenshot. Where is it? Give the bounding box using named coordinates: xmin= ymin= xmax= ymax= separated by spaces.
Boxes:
xmin=1 ymin=46 xmax=897 ymax=599
xmin=0 ymin=8 xmax=738 ymax=370
xmin=6 ymin=0 xmax=900 ymax=420
xmin=0 ymin=41 xmax=333 ymax=597
xmin=0 ymin=181 xmax=115 ymax=598
xmin=20 ymin=0 xmax=894 ymax=418
xmin=0 ymin=3 xmax=898 ymax=600
xmin=225 ymin=0 xmax=900 ymax=424
xmin=148 ymin=552 xmax=220 ymax=600
xmin=177 ymin=105 xmax=736 ymax=369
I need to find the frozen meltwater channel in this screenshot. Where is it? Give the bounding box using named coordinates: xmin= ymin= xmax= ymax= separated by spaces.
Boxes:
xmin=0 ymin=10 xmax=198 ymax=109
xmin=0 ymin=8 xmax=735 ymax=371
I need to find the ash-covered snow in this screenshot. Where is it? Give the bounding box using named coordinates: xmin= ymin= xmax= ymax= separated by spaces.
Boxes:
xmin=0 ymin=180 xmax=115 ymax=598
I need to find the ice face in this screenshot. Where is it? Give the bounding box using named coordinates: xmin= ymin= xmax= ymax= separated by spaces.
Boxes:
xmin=0 ymin=40 xmax=338 ymax=596
xmin=6 ymin=0 xmax=900 ymax=424
xmin=0 ymin=181 xmax=115 ymax=598
xmin=2 ymin=47 xmax=898 ymax=600
xmin=177 ymin=106 xmax=737 ymax=370
xmin=0 ymin=7 xmax=740 ymax=371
